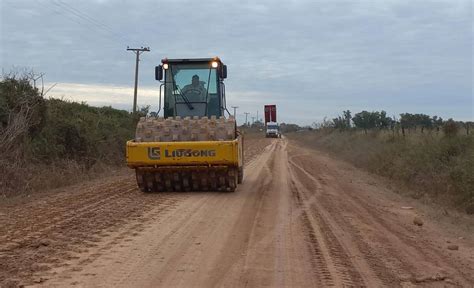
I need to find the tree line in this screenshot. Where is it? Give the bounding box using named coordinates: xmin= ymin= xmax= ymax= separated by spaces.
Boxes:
xmin=320 ymin=110 xmax=472 ymax=136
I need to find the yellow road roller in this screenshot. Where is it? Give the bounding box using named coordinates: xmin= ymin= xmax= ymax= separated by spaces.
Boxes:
xmin=126 ymin=57 xmax=243 ymax=192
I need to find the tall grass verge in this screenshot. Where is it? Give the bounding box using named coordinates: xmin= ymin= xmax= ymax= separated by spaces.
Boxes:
xmin=290 ymin=130 xmax=474 ymax=214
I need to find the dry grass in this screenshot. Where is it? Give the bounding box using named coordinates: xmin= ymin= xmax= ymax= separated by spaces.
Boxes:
xmin=0 ymin=158 xmax=126 ymax=198
xmin=289 ymin=130 xmax=474 ymax=214
xmin=239 ymin=126 xmax=265 ymax=137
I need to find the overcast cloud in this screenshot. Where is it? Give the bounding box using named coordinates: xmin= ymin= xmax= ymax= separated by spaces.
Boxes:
xmin=1 ymin=0 xmax=472 ymax=125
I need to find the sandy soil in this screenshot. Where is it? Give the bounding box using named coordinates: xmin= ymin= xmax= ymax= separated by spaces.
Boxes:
xmin=0 ymin=136 xmax=472 ymax=287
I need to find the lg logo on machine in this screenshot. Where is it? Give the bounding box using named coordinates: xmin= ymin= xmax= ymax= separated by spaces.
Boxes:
xmin=147 ymin=147 xmax=217 ymax=160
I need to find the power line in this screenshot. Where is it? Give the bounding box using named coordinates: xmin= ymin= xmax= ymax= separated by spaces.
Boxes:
xmin=53 ymin=0 xmax=131 ymax=44
xmin=50 ymin=0 xmax=129 ymax=45
xmin=39 ymin=0 xmax=139 ymax=47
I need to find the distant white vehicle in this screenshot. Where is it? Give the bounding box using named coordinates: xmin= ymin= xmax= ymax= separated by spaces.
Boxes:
xmin=265 ymin=121 xmax=281 ymax=138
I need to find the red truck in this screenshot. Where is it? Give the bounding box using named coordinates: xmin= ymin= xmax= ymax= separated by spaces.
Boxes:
xmin=264 ymin=105 xmax=277 ymax=123
xmin=264 ymin=105 xmax=280 ymax=138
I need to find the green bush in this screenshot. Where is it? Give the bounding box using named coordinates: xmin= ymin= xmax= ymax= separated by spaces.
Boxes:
xmin=0 ymin=76 xmax=46 ymax=135
xmin=30 ymin=99 xmax=136 ymax=165
xmin=0 ymin=75 xmax=139 ymax=196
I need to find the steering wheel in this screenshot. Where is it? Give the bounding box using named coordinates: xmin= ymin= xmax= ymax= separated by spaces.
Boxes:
xmin=182 ymin=88 xmax=204 ymax=102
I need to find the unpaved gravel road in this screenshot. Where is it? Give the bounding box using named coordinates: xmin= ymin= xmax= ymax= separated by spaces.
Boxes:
xmin=1 ymin=136 xmax=473 ymax=287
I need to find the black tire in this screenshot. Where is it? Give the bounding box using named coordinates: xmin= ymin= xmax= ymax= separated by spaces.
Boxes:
xmin=238 ymin=166 xmax=243 ymax=184
xmin=136 ymin=170 xmax=149 ymax=192
xmin=143 ymin=173 xmax=156 ymax=193
xmin=226 ymin=168 xmax=238 ymax=192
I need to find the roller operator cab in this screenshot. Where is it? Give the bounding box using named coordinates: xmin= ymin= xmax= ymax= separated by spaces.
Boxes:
xmin=155 ymin=58 xmax=228 ymax=118
xmin=126 ymin=57 xmax=243 ymax=193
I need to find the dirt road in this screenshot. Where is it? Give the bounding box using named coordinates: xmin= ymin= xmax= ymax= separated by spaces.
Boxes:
xmin=1 ymin=137 xmax=473 ymax=287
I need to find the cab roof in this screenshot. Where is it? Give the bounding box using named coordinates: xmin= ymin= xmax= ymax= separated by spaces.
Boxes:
xmin=161 ymin=57 xmax=223 ymax=64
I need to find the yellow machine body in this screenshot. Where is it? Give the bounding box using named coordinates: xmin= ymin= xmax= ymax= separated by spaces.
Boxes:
xmin=126 ymin=136 xmax=243 ymax=168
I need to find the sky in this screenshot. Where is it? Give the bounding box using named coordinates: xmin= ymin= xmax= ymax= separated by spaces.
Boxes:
xmin=0 ymin=0 xmax=472 ymax=125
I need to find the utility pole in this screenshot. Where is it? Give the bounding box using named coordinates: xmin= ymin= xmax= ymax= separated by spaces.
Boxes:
xmin=231 ymin=106 xmax=238 ymax=118
xmin=256 ymin=110 xmax=259 ymax=123
xmin=127 ymin=46 xmax=150 ymax=113
xmin=244 ymin=112 xmax=250 ymax=126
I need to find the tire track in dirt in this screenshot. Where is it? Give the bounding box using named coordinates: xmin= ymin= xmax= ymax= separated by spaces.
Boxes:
xmin=322 ymin=166 xmax=474 ymax=285
xmin=0 ymin=180 xmax=186 ymax=287
xmin=70 ymin=194 xmax=214 ymax=288
xmin=0 ymin=135 xmax=271 ymax=287
xmin=209 ymin=139 xmax=317 ymax=288
xmin=203 ymin=140 xmax=278 ymax=287
xmin=1 ymin=182 xmax=136 ymax=244
xmin=290 ymin=183 xmax=336 ymax=287
xmin=219 ymin=139 xmax=366 ymax=287
xmin=288 ymin=165 xmax=368 ymax=287
xmin=0 ymin=179 xmax=152 ymax=237
xmin=287 ymin=143 xmax=474 ymax=287
xmin=231 ymin=139 xmax=368 ymax=287
xmin=289 ymin=157 xmax=393 ymax=286
xmin=43 ymin=140 xmax=280 ymax=288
